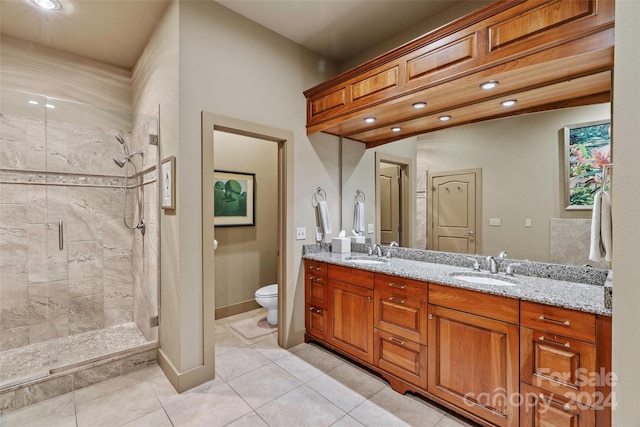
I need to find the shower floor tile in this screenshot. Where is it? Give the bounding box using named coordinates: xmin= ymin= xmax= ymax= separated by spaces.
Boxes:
xmin=0 ymin=323 xmax=148 ymax=389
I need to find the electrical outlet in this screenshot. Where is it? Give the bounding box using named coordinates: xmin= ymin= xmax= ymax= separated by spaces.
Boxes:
xmin=525 ymin=218 xmax=532 ymax=227
xmin=489 ymin=217 xmax=502 ymax=226
xmin=296 ymin=227 xmax=306 ymax=240
xmin=367 ymin=223 xmax=374 ymax=234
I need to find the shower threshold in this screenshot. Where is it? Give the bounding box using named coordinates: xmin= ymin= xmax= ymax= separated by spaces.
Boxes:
xmin=0 ymin=323 xmax=153 ymax=392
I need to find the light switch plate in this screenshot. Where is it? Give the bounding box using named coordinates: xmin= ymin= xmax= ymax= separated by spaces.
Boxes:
xmin=296 ymin=227 xmax=306 ymax=240
xmin=367 ymin=223 xmax=375 ymax=234
xmin=489 ymin=217 xmax=502 ymax=226
xmin=525 ymin=218 xmax=532 ymax=227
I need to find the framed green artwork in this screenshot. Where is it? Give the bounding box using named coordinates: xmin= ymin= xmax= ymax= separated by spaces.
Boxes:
xmin=213 ymin=170 xmax=255 ymax=226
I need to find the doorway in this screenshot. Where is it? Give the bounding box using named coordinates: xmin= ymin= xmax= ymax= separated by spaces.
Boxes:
xmin=428 ymin=168 xmax=482 ymax=254
xmin=375 ymin=152 xmax=413 ymax=247
xmin=202 ymin=113 xmax=294 ymax=356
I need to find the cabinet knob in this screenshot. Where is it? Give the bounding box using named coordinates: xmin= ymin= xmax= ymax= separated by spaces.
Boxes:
xmin=367 ymin=296 xmax=372 ymax=302
xmin=428 ymin=314 xmax=433 ymax=319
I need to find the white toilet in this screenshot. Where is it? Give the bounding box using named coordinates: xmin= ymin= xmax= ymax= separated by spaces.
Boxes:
xmin=255 ymin=284 xmax=278 ymax=325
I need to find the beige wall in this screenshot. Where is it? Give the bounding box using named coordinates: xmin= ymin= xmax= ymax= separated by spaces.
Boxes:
xmin=612 ymin=0 xmax=640 ymax=424
xmin=417 ymin=103 xmax=610 ymax=262
xmin=213 ymin=132 xmax=278 ymax=314
xmin=0 ymin=35 xmax=131 ymax=111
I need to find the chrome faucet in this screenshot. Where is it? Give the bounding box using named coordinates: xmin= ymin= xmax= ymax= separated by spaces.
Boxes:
xmin=372 ymin=244 xmax=383 ymax=257
xmin=498 ymin=251 xmax=508 ymax=259
xmin=486 ymin=256 xmax=498 ymax=274
xmin=386 ymin=241 xmax=399 ymax=258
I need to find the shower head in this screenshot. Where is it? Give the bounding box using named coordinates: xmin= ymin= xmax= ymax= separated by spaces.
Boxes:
xmin=113 ymin=157 xmax=127 ymax=168
xmin=115 ymin=133 xmax=130 ymax=156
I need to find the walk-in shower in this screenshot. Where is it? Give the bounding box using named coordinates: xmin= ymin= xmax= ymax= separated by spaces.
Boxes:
xmin=113 ymin=133 xmax=145 ymax=235
xmin=0 ymin=88 xmax=160 ymax=413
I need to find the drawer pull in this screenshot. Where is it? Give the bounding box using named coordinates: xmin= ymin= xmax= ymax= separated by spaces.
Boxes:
xmin=388 ymin=283 xmax=406 ymax=289
xmin=538 ymin=394 xmax=572 ymax=411
xmin=309 ymin=266 xmax=321 ymax=272
xmin=538 ymin=315 xmax=570 ymax=326
xmin=310 ymin=276 xmax=322 ymax=283
xmin=539 ymin=336 xmax=570 ymax=348
xmin=389 ymin=297 xmax=406 ymax=304
xmin=309 ymin=306 xmax=322 ymax=314
xmin=389 ymin=337 xmax=406 ymax=346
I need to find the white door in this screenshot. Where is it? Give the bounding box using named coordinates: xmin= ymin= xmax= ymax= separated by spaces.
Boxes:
xmin=430 ymin=170 xmax=480 ymax=254
xmin=380 ymin=164 xmax=400 ymax=244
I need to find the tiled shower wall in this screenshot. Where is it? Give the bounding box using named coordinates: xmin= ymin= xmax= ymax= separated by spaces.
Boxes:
xmin=0 ymin=108 xmax=159 ymax=351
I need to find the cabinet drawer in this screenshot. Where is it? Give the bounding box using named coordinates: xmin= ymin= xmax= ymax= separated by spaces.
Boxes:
xmin=374 ymin=328 xmax=426 ymax=389
xmin=521 ymin=301 xmax=596 ymax=344
xmin=430 ymin=283 xmax=519 ymax=324
xmin=306 ymin=304 xmax=328 ymax=340
xmin=374 ymin=289 xmax=427 ymax=343
xmin=306 ymin=273 xmax=328 ymax=308
xmin=306 ymin=260 xmax=327 ymax=276
xmin=520 ymin=383 xmax=596 ymax=427
xmin=374 ymin=273 xmax=427 ymax=300
xmin=329 ymin=264 xmax=374 ymax=289
xmin=521 ymin=327 xmax=596 ymax=406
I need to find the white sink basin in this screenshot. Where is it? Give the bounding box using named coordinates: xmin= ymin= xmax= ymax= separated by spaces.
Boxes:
xmin=450 ymin=273 xmax=517 ymax=287
xmin=345 ymin=257 xmax=387 ymax=265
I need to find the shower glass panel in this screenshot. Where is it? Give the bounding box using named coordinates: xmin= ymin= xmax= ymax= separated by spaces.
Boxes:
xmin=0 ymin=88 xmax=159 ymax=389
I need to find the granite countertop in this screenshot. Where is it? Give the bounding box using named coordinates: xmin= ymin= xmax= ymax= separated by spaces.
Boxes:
xmin=303 ymin=249 xmax=611 ymax=317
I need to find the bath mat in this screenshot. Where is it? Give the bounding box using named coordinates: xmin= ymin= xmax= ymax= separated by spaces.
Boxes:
xmin=230 ymin=316 xmax=277 ymax=340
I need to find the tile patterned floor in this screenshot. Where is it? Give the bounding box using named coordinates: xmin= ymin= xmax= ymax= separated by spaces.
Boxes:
xmin=0 ymin=309 xmax=478 ymax=427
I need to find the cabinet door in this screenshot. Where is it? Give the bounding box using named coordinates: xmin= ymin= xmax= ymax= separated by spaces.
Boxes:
xmin=306 ymin=304 xmax=328 ymax=340
xmin=520 ymin=383 xmax=595 ymax=427
xmin=521 ymin=327 xmax=596 ymax=406
xmin=374 ymin=289 xmax=427 ymax=343
xmin=374 ymin=328 xmax=427 ymax=389
xmin=305 ymin=261 xmax=328 ymax=308
xmin=428 ymin=304 xmax=519 ymax=427
xmin=329 ymin=280 xmax=374 ymax=364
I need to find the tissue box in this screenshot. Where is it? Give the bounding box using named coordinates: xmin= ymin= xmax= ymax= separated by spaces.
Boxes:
xmin=332 ymin=237 xmax=351 ymax=253
xmin=350 ymin=236 xmax=365 ymax=244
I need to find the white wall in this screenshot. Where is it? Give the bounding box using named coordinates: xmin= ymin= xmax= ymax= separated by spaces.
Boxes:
xmin=417 ymin=104 xmax=610 ymax=262
xmin=612 ymin=0 xmax=640 ymax=424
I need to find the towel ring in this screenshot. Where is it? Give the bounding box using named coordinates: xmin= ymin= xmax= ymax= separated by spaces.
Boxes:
xmin=312 ymin=187 xmax=326 ymax=207
xmin=355 ymin=190 xmax=366 ymax=204
xmin=601 ymin=163 xmax=613 ymax=191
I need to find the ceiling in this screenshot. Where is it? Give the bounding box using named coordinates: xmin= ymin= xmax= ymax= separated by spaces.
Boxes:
xmin=0 ymin=0 xmax=466 ymax=70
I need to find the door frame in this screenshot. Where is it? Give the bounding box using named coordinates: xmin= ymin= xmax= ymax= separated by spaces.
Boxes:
xmin=427 ymin=168 xmax=482 ymax=253
xmin=375 ymin=152 xmax=414 ymax=247
xmin=202 ymin=112 xmax=293 ymax=356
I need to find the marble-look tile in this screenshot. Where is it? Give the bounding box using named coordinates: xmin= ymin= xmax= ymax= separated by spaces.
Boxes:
xmin=104 ymin=307 xmax=133 ymax=327
xmin=256 ymin=384 xmax=345 ymax=427
xmin=66 ymin=127 xmax=103 ymax=175
xmin=47 ymin=280 xmax=69 ymax=337
xmin=120 ymin=349 xmax=158 ymax=375
xmin=227 ymin=363 xmax=302 ymax=409
xmin=349 ymin=387 xmax=444 ymax=427
xmin=72 ymin=359 xmax=122 ymax=390
xmin=0 ymin=206 xmax=27 ymax=268
xmin=14 ymin=375 xmax=74 ymax=410
xmin=75 ymin=380 xmax=161 ymax=427
xmin=164 ymin=378 xmax=253 ymax=427
xmin=26 ymin=186 xmax=47 ymax=224
xmin=68 ymin=241 xmax=103 ymax=298
xmin=45 ymin=185 xmax=68 ymax=222
xmin=214 ymin=346 xmax=271 ymax=381
xmin=250 ymin=332 xmax=290 ymax=361
xmin=67 ymin=187 xmax=103 ymax=242
xmin=0 ymin=183 xmax=27 ymax=203
xmin=0 ymin=326 xmax=28 ymax=351
xmin=44 ymin=122 xmax=68 ymax=173
xmin=215 ymin=331 xmax=249 ymax=356
xmin=69 ymin=294 xmax=103 ymax=334
xmin=45 ymin=223 xmax=68 ymax=283
xmin=26 ymin=225 xmax=47 ymax=282
xmin=0 ymin=264 xmax=28 ymax=329
xmin=147 ymin=370 xmax=188 ymax=407
xmin=225 ymin=412 xmax=269 ymax=427
xmin=103 ymin=255 xmax=133 ymax=310
xmin=550 ymin=218 xmax=609 ymax=269
xmin=331 ymin=415 xmax=365 ymax=427
xmin=435 ymin=414 xmax=479 ymax=427
xmin=274 ymin=344 xmax=344 ymax=383
xmin=307 ymin=362 xmax=386 ymax=412
xmin=27 ymin=282 xmax=51 ymax=344
xmin=0 ymin=392 xmax=75 ymax=427
xmin=416 ymin=190 xmax=427 ymax=250
xmin=0 ymin=389 xmax=17 ymax=414
xmin=120 ymin=408 xmax=173 ymax=427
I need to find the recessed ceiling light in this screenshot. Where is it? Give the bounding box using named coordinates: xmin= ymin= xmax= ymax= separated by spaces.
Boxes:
xmin=480 ymin=80 xmax=499 ymax=90
xmin=391 ymin=127 xmax=402 ymax=132
xmin=28 ymin=100 xmax=39 ymax=105
xmin=439 ymin=115 xmax=452 ymax=121
xmin=45 ymin=103 xmax=56 ymax=109
xmin=32 ymin=0 xmax=61 ymax=10
xmin=364 ymin=117 xmax=376 ymax=123
xmin=501 ymin=99 xmax=517 ymax=107
xmin=412 ymin=102 xmax=427 ymax=109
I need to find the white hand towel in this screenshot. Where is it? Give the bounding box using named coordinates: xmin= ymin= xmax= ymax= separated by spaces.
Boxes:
xmin=589 ymin=191 xmax=613 ymax=262
xmin=353 ymin=201 xmax=365 ymax=233
xmin=317 ymin=200 xmax=332 ymax=235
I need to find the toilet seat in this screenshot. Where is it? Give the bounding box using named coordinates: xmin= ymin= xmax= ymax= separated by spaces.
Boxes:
xmin=255 ymin=284 xmax=278 ymax=297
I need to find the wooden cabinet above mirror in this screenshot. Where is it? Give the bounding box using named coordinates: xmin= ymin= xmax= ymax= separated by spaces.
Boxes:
xmin=304 ymin=0 xmax=614 ymax=149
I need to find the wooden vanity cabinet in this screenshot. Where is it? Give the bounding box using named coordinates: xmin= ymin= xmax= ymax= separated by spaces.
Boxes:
xmin=327 ymin=265 xmax=374 ymax=364
xmin=520 ymin=301 xmax=612 ymax=426
xmin=428 ymin=284 xmax=520 ymax=427
xmin=373 ymin=274 xmax=428 ymax=388
xmin=305 ymin=260 xmax=328 ymax=340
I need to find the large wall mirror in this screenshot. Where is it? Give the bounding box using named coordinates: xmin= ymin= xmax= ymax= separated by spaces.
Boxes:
xmin=341 ymin=101 xmax=611 ymax=268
